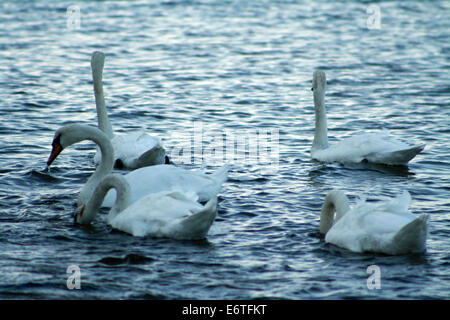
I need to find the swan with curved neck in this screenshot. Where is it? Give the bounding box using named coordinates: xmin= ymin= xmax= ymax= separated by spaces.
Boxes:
xmin=91 ymin=51 xmax=168 ymax=169
xmin=47 ymin=124 xmax=114 ymax=206
xmin=75 ymin=173 xmax=217 ymax=240
xmin=311 ymin=70 xmax=425 ymax=166
xmin=319 ymin=190 xmax=428 ymax=255
xmin=319 ymin=190 xmax=350 ymax=234
xmin=47 ymin=124 xmax=229 ymax=207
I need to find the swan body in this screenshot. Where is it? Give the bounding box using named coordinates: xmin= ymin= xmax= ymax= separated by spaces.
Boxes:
xmin=101 ymin=163 xmax=229 ymax=208
xmin=75 ymin=174 xmax=217 ymax=239
xmin=93 ymin=131 xmax=166 ymax=169
xmin=319 ymin=190 xmax=428 ymax=255
xmin=47 ymin=124 xmax=229 ymax=207
xmin=311 ymin=70 xmax=424 ymax=166
xmin=91 ymin=51 xmax=167 ymax=169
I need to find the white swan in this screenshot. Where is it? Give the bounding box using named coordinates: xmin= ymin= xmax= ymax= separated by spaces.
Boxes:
xmin=47 ymin=124 xmax=229 ymax=207
xmin=311 ymin=70 xmax=425 ymax=166
xmin=319 ymin=190 xmax=428 ymax=255
xmin=91 ymin=51 xmax=167 ymax=169
xmin=74 ymin=173 xmax=217 ymax=239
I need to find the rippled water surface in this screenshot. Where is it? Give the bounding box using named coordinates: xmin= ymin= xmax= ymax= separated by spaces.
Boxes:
xmin=0 ymin=0 xmax=449 ymax=299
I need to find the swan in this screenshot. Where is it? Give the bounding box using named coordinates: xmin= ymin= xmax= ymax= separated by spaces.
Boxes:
xmin=46 ymin=124 xmax=229 ymax=207
xmin=319 ymin=190 xmax=428 ymax=255
xmin=74 ymin=173 xmax=217 ymax=240
xmin=310 ymin=70 xmax=425 ymax=166
xmin=91 ymin=51 xmax=168 ymax=169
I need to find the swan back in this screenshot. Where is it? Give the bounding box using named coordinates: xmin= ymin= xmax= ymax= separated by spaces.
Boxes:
xmin=324 ymin=191 xmax=428 ymax=255
xmin=75 ymin=173 xmax=218 ymax=240
xmin=108 ymin=190 xmax=218 ymax=239
xmin=312 ymin=130 xmax=424 ymax=165
xmin=101 ymin=164 xmax=229 ymax=207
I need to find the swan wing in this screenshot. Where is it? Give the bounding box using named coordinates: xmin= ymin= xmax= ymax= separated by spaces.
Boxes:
xmin=313 ymin=130 xmax=421 ymax=164
xmin=365 ymin=144 xmax=425 ymax=165
xmin=112 ymin=132 xmax=165 ymax=168
xmin=326 ymin=193 xmax=425 ymax=254
xmin=94 ymin=131 xmax=165 ymax=169
xmin=101 ymin=164 xmax=229 ymax=207
xmin=108 ymin=191 xmax=216 ymax=239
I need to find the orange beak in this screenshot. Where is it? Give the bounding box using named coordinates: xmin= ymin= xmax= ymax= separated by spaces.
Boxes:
xmin=47 ymin=142 xmax=63 ymax=166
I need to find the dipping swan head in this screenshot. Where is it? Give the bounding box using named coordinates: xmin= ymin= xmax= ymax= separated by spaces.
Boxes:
xmin=47 ymin=124 xmax=94 ymax=167
xmin=319 ymin=190 xmax=428 ymax=255
xmin=73 ymin=204 xmax=86 ymax=224
xmin=73 ymin=173 xmax=131 ymax=224
xmin=47 ymin=134 xmax=63 ymax=167
xmin=46 ymin=124 xmax=115 ymax=207
xmin=319 ymin=190 xmax=351 ymax=234
xmin=73 ymin=173 xmax=219 ymax=240
xmin=47 ymin=124 xmax=113 ymax=168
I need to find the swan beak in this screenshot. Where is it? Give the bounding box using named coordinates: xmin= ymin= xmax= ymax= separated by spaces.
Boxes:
xmin=47 ymin=142 xmax=63 ymax=166
xmin=73 ymin=205 xmax=85 ymax=224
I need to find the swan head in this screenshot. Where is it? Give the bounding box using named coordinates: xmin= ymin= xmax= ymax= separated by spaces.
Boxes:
xmin=91 ymin=51 xmax=105 ymax=76
xmin=47 ymin=124 xmax=85 ymax=166
xmin=73 ymin=203 xmax=96 ymax=224
xmin=312 ymin=70 xmax=326 ymax=93
xmin=73 ymin=204 xmax=86 ymax=224
xmin=319 ymin=190 xmax=351 ymax=234
xmin=47 ymin=133 xmax=63 ymax=167
xmin=47 ymin=124 xmax=111 ymax=168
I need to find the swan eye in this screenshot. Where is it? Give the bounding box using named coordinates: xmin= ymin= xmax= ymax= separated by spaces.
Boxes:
xmin=311 ymin=87 xmax=314 ymax=91
xmin=114 ymin=159 xmax=125 ymax=169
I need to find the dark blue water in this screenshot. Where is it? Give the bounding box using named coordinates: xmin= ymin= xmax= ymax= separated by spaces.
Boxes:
xmin=0 ymin=0 xmax=449 ymax=299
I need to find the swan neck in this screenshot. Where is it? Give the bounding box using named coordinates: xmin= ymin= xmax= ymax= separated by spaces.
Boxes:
xmin=77 ymin=127 xmax=115 ymax=206
xmin=80 ymin=174 xmax=131 ymax=224
xmin=92 ymin=60 xmax=114 ymax=139
xmin=312 ymin=89 xmax=328 ymax=150
xmin=320 ymin=190 xmax=350 ymax=234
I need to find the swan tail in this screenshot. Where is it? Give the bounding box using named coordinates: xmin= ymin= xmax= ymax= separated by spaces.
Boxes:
xmin=177 ymin=196 xmax=218 ymax=240
xmin=135 ymin=145 xmax=166 ymax=168
xmin=211 ymin=164 xmax=230 ymax=185
xmin=194 ymin=165 xmax=229 ymax=203
xmin=367 ymin=144 xmax=425 ymax=166
xmin=390 ymin=213 xmax=428 ymax=254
